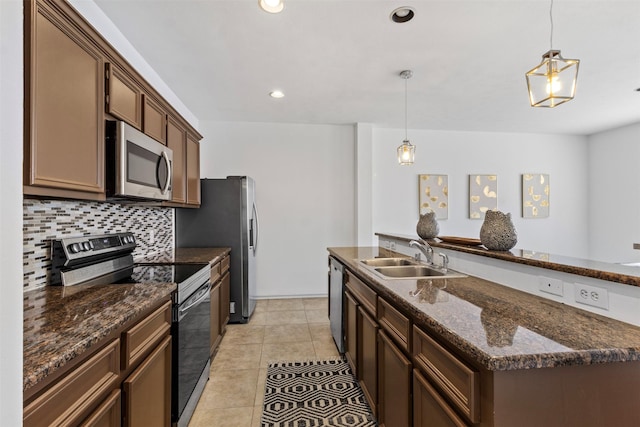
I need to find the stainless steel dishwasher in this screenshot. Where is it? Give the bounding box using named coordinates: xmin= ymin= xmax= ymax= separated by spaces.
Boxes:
xmin=329 ymin=257 xmax=345 ymax=353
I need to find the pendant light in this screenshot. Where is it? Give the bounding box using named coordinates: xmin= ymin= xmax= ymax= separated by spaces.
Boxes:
xmin=397 ymin=70 xmax=415 ymax=165
xmin=525 ymin=0 xmax=579 ymax=108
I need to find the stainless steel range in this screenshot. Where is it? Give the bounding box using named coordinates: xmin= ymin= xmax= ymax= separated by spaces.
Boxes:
xmin=51 ymin=232 xmax=211 ymax=427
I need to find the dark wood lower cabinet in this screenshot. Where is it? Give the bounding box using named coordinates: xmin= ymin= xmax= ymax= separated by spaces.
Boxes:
xmin=122 ymin=335 xmax=172 ymax=427
xmin=378 ymin=329 xmax=412 ymax=427
xmin=24 ymin=299 xmax=173 ymax=427
xmin=414 ymin=369 xmax=468 ymax=427
xmin=210 ymin=281 xmax=222 ymax=356
xmin=79 ymin=389 xmax=121 ymax=427
xmin=358 ymin=305 xmax=378 ymax=416
xmin=220 ymin=270 xmax=230 ymax=328
xmin=344 ymin=291 xmax=358 ymax=375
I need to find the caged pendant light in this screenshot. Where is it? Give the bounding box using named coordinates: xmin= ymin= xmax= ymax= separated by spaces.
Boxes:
xmin=397 ymin=70 xmax=415 ymax=165
xmin=525 ymin=0 xmax=580 ymax=108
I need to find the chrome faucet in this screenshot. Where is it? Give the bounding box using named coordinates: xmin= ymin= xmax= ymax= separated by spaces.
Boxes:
xmin=438 ymin=253 xmax=449 ymax=272
xmin=410 ymin=240 xmax=434 ymax=265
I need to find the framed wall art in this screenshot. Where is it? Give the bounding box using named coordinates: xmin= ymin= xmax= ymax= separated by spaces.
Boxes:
xmin=469 ymin=174 xmax=497 ymax=219
xmin=418 ymin=174 xmax=448 ymax=219
xmin=522 ymin=173 xmax=550 ymax=218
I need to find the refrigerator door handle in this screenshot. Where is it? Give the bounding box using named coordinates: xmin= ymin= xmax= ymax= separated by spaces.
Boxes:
xmin=252 ymin=202 xmax=259 ymax=254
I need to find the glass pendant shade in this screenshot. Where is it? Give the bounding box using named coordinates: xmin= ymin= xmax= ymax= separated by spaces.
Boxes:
xmin=526 ymin=50 xmax=579 ymax=108
xmin=397 ymin=140 xmax=415 ymax=165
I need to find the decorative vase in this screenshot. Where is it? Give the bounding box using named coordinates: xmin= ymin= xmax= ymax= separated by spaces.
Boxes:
xmin=479 ymin=210 xmax=517 ymax=251
xmin=416 ymin=211 xmax=439 ymax=240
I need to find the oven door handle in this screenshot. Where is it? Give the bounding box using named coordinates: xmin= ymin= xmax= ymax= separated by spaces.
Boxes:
xmin=178 ymin=282 xmax=211 ymax=320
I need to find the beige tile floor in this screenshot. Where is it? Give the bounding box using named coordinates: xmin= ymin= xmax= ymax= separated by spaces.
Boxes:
xmin=188 ymin=297 xmax=340 ymax=427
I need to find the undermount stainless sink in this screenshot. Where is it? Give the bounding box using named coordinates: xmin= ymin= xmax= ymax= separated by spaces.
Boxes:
xmin=358 ymin=258 xmax=467 ymax=280
xmin=360 ymin=257 xmax=419 ymax=267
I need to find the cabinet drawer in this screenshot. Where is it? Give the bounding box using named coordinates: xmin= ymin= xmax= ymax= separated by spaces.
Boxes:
xmin=121 ymin=301 xmax=172 ymax=370
xmin=378 ymin=297 xmax=411 ymax=353
xmin=24 ymin=339 xmax=120 ymax=427
xmin=210 ymin=261 xmax=222 ymax=284
xmin=413 ymin=369 xmax=468 ymax=427
xmin=221 ymin=255 xmax=230 ymax=274
xmin=412 ymin=326 xmax=480 ymax=424
xmin=345 ymin=272 xmax=376 ymax=316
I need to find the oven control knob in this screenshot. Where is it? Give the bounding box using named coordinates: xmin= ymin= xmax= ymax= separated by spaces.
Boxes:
xmin=82 ymin=242 xmax=92 ymax=251
xmin=68 ymin=243 xmax=81 ymax=254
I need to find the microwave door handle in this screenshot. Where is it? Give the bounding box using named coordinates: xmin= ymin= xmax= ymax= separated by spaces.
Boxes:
xmin=160 ymin=151 xmax=171 ymax=194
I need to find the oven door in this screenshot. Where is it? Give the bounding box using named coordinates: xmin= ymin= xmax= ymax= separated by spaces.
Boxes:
xmin=172 ymin=281 xmax=211 ymax=424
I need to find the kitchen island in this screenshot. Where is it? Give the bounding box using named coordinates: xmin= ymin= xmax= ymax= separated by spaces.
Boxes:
xmin=328 ymin=246 xmax=640 ymax=427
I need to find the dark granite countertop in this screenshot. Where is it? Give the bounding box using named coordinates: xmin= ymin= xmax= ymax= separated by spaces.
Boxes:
xmin=23 ymin=282 xmax=175 ymax=392
xmin=135 ymin=247 xmax=230 ymax=265
xmin=376 ymin=232 xmax=640 ymax=288
xmin=24 ymin=248 xmax=229 ymax=393
xmin=328 ymin=246 xmax=640 ymax=371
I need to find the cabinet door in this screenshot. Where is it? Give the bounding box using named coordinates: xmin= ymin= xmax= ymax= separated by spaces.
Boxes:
xmin=344 ymin=291 xmax=359 ymax=375
xmin=378 ymin=330 xmax=412 ymax=427
xmin=23 ymin=339 xmax=120 ymax=427
xmin=413 ymin=369 xmax=468 ymax=427
xmin=186 ymin=133 xmax=201 ymax=205
xmin=143 ymin=95 xmax=167 ymax=144
xmin=358 ymin=305 xmax=378 ymax=417
xmin=79 ymin=389 xmax=121 ymax=427
xmin=210 ymin=282 xmax=222 ymax=356
xmin=220 ymin=270 xmax=231 ymax=328
xmin=122 ymin=335 xmax=171 ymax=427
xmin=166 ymin=115 xmax=186 ymax=204
xmin=25 ymin=0 xmax=105 ymax=197
xmin=105 ymin=63 xmax=142 ymax=129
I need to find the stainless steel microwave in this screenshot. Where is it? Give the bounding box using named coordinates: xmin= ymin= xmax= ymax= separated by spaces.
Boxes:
xmin=106 ymin=120 xmax=173 ymax=201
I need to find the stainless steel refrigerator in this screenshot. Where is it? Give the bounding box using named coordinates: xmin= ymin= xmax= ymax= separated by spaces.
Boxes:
xmin=176 ymin=176 xmax=258 ymax=323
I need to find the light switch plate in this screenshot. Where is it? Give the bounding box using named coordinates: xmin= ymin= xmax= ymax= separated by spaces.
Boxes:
xmin=538 ymin=276 xmax=564 ymax=296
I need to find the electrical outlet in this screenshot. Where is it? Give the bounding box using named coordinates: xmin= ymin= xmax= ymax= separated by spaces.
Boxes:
xmin=538 ymin=276 xmax=564 ymax=296
xmin=574 ymin=283 xmax=609 ymax=310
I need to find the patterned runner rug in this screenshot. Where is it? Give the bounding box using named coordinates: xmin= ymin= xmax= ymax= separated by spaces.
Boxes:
xmin=260 ymin=359 xmax=377 ymax=427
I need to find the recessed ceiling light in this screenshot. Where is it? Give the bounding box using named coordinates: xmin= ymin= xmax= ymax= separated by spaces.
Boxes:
xmin=259 ymin=0 xmax=284 ymax=14
xmin=390 ymin=6 xmax=415 ymax=23
xmin=269 ymin=90 xmax=285 ymax=99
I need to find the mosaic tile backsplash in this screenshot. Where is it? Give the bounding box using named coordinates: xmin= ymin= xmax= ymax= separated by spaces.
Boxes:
xmin=23 ymin=199 xmax=174 ymax=291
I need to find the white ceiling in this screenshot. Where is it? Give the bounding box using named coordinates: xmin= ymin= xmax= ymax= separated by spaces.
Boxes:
xmin=94 ymin=0 xmax=640 ymax=135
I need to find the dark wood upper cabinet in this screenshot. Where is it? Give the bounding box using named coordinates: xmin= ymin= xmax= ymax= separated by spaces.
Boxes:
xmin=24 ymin=0 xmax=202 ymax=204
xmin=167 ymin=115 xmax=186 ymax=204
xmin=186 ymin=133 xmax=201 ymax=206
xmin=105 ymin=63 xmax=142 ymax=130
xmin=24 ymin=0 xmax=105 ymax=199
xmin=142 ymin=95 xmax=167 ymax=144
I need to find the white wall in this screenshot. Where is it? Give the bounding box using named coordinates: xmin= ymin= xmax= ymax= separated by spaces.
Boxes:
xmin=588 ymin=122 xmax=640 ymax=263
xmin=199 ymin=121 xmax=356 ymax=298
xmin=370 ymin=128 xmax=590 ymax=258
xmin=0 ymin=0 xmax=24 ymax=423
